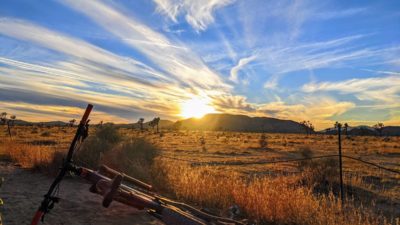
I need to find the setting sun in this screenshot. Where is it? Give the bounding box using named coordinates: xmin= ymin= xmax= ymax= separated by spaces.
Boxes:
xmin=180 ymin=97 xmax=215 ymax=118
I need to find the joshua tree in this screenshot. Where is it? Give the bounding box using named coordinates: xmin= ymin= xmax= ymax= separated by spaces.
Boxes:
xmin=300 ymin=120 xmax=314 ymax=135
xmin=137 ymin=118 xmax=144 ymax=131
xmin=344 ymin=123 xmax=349 ymax=135
xmin=148 ymin=117 xmax=160 ymax=133
xmin=9 ymin=115 xmax=16 ymax=126
xmin=373 ymin=123 xmax=384 ymax=136
xmin=69 ymin=119 xmax=76 ymax=127
xmin=334 ymin=121 xmax=343 ymax=134
xmin=0 ymin=112 xmax=7 ymax=125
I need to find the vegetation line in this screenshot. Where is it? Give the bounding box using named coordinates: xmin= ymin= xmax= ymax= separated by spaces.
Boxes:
xmin=342 ymin=155 xmax=400 ymax=175
xmin=160 ymin=154 xmax=400 ymax=174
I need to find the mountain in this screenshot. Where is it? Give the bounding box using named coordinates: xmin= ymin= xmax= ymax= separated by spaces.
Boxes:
xmin=321 ymin=125 xmax=400 ymax=136
xmin=176 ymin=113 xmax=307 ymax=133
xmin=12 ymin=120 xmax=68 ymax=126
xmin=382 ymin=126 xmax=400 ymax=136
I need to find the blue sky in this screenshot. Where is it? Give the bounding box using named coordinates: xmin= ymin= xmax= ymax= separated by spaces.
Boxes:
xmin=0 ymin=0 xmax=399 ymax=128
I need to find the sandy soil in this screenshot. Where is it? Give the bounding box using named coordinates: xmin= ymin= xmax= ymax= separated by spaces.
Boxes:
xmin=0 ymin=162 xmax=162 ymax=225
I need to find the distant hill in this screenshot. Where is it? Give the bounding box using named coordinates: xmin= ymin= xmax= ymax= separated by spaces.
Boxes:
xmin=382 ymin=126 xmax=400 ymax=136
xmin=176 ymin=113 xmax=307 ymax=133
xmin=12 ymin=120 xmax=68 ymax=126
xmin=321 ymin=125 xmax=400 ymax=136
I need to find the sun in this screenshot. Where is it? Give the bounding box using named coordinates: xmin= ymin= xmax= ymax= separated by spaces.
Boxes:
xmin=180 ymin=97 xmax=215 ymax=118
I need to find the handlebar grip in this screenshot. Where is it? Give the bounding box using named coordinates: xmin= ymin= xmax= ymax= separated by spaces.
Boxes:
xmin=30 ymin=210 xmax=44 ymax=225
xmin=99 ymin=165 xmax=153 ymax=191
xmin=80 ymin=104 xmax=93 ymax=125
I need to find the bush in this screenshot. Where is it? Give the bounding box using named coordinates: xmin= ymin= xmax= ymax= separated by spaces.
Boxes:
xmin=259 ymin=134 xmax=268 ymax=149
xmin=94 ymin=124 xmax=121 ymax=144
xmin=102 ymin=138 xmax=159 ymax=182
xmin=40 ymin=131 xmax=51 ymax=137
xmin=33 ymin=150 xmax=64 ymax=176
xmin=297 ymin=147 xmax=339 ymax=190
xmin=75 ymin=125 xmax=121 ymax=168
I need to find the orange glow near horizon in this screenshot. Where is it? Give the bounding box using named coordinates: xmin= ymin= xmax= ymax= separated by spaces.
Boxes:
xmin=180 ymin=97 xmax=215 ymax=119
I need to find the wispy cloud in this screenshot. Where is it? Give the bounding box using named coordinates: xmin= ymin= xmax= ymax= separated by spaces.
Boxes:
xmin=229 ymin=55 xmax=256 ymax=83
xmin=62 ymin=0 xmax=230 ymax=91
xmin=153 ymin=0 xmax=234 ymax=32
xmin=302 ymin=76 xmax=400 ymax=104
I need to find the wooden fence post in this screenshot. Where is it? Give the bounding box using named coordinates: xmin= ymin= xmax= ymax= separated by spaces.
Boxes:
xmin=337 ymin=123 xmax=344 ymax=203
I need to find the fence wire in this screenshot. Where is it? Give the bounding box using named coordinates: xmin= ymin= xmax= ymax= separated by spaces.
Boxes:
xmin=160 ymin=154 xmax=400 ymax=175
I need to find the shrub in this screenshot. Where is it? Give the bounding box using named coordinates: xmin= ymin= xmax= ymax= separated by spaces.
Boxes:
xmin=33 ymin=150 xmax=64 ymax=176
xmin=297 ymin=147 xmax=339 ymax=190
xmin=94 ymin=124 xmax=121 ymax=144
xmin=40 ymin=131 xmax=51 ymax=137
xmin=259 ymin=134 xmax=268 ymax=149
xmin=31 ymin=127 xmax=39 ymax=134
xmin=102 ymin=138 xmax=159 ymax=182
xmin=75 ymin=125 xmax=121 ymax=168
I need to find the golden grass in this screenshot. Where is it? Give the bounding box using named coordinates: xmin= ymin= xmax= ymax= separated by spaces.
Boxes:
xmin=0 ymin=140 xmax=54 ymax=168
xmin=154 ymin=160 xmax=396 ymax=225
xmin=1 ymin=126 xmax=399 ymax=224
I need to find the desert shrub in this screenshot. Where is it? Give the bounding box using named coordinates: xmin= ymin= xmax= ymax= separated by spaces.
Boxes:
xmin=75 ymin=125 xmax=122 ymax=168
xmin=297 ymin=147 xmax=339 ymax=189
xmin=93 ymin=124 xmax=121 ymax=144
xmin=40 ymin=131 xmax=51 ymax=137
xmin=259 ymin=134 xmax=267 ymax=149
xmin=31 ymin=127 xmax=39 ymax=134
xmin=199 ymin=136 xmax=206 ymax=152
xmin=33 ymin=150 xmax=64 ymax=176
xmin=102 ymin=138 xmax=159 ymax=182
xmin=299 ymin=146 xmax=313 ymax=158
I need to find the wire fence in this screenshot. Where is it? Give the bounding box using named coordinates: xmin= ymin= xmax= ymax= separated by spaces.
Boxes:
xmin=160 ymin=154 xmax=400 ymax=174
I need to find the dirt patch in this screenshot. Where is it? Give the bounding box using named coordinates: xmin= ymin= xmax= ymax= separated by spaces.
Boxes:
xmin=0 ymin=162 xmax=162 ymax=225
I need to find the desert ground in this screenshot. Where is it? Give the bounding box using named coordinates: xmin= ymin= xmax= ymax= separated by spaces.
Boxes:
xmin=0 ymin=125 xmax=399 ymax=225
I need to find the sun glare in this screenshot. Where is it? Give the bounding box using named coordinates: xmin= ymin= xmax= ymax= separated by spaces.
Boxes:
xmin=180 ymin=97 xmax=215 ymax=118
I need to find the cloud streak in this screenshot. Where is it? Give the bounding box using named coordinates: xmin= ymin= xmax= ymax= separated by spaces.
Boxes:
xmin=302 ymin=75 xmax=400 ymax=104
xmin=229 ymin=55 xmax=256 ymax=83
xmin=153 ymin=0 xmax=234 ymax=32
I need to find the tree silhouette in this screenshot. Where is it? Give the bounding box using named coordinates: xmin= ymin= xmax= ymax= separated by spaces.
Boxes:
xmin=300 ymin=120 xmax=314 ymax=135
xmin=0 ymin=112 xmax=7 ymax=125
xmin=137 ymin=118 xmax=144 ymax=131
xmin=334 ymin=121 xmax=342 ymax=134
xmin=9 ymin=115 xmax=16 ymax=126
xmin=69 ymin=119 xmax=76 ymax=127
xmin=373 ymin=123 xmax=384 ymax=136
xmin=344 ymin=123 xmax=349 ymax=135
xmin=148 ymin=117 xmax=160 ymax=133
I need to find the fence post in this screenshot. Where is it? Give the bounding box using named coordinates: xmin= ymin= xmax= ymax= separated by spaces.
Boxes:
xmin=337 ymin=123 xmax=344 ymax=203
xmin=7 ymin=122 xmax=11 ymax=139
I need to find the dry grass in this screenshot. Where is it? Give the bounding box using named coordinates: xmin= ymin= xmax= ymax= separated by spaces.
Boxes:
xmin=153 ymin=160 xmax=396 ymax=225
xmin=1 ymin=126 xmax=399 ymax=225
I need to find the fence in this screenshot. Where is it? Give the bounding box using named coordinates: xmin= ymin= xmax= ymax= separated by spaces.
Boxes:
xmin=159 ymin=126 xmax=400 ymax=207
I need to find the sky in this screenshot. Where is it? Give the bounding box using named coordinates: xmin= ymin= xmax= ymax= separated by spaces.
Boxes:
xmin=0 ymin=0 xmax=399 ymax=129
